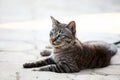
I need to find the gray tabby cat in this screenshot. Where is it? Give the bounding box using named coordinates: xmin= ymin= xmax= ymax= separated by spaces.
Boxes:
xmin=23 ymin=16 xmax=119 ymax=73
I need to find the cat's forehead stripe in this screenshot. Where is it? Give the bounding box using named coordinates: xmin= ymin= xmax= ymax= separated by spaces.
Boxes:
xmin=64 ymin=28 xmax=72 ymax=35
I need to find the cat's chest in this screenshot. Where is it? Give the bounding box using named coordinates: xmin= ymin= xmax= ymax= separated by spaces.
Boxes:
xmin=52 ymin=51 xmax=77 ymax=63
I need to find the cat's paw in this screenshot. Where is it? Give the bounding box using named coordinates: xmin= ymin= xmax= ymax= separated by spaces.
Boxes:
xmin=32 ymin=68 xmax=46 ymax=71
xmin=40 ymin=50 xmax=51 ymax=57
xmin=23 ymin=63 xmax=32 ymax=68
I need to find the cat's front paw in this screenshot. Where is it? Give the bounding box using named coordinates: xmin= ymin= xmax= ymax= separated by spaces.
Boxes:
xmin=40 ymin=50 xmax=51 ymax=57
xmin=23 ymin=63 xmax=33 ymax=68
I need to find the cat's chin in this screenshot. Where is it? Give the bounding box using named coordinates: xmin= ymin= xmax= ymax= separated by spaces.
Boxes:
xmin=52 ymin=42 xmax=65 ymax=48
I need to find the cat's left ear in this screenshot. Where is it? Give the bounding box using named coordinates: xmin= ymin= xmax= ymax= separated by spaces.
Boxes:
xmin=67 ymin=21 xmax=76 ymax=36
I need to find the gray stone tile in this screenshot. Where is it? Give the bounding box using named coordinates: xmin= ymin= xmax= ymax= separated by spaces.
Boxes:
xmin=0 ymin=52 xmax=37 ymax=80
xmin=0 ymin=29 xmax=34 ymax=41
xmin=34 ymin=41 xmax=51 ymax=51
xmin=0 ymin=72 xmax=16 ymax=80
xmin=0 ymin=29 xmax=120 ymax=80
xmin=0 ymin=52 xmax=37 ymax=63
xmin=19 ymin=71 xmax=74 ymax=80
xmin=93 ymin=65 xmax=120 ymax=75
xmin=33 ymin=30 xmax=50 ymax=41
xmin=74 ymin=75 xmax=120 ymax=80
xmin=0 ymin=51 xmax=120 ymax=80
xmin=0 ymin=40 xmax=35 ymax=52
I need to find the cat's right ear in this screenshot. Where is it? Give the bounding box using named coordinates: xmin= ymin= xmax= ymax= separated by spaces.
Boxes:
xmin=50 ymin=16 xmax=60 ymax=27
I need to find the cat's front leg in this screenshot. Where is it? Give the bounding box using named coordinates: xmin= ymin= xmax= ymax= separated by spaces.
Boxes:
xmin=23 ymin=58 xmax=55 ymax=68
xmin=33 ymin=62 xmax=79 ymax=73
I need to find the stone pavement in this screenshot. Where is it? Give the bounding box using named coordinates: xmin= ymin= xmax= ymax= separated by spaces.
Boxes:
xmin=0 ymin=28 xmax=120 ymax=80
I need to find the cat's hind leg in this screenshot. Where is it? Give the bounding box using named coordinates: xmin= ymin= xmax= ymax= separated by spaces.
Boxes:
xmin=23 ymin=58 xmax=55 ymax=68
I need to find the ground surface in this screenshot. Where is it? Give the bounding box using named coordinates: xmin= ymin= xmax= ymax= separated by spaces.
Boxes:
xmin=0 ymin=28 xmax=120 ymax=80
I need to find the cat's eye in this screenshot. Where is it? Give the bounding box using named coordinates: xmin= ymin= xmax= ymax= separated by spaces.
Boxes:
xmin=58 ymin=35 xmax=65 ymax=40
xmin=61 ymin=35 xmax=66 ymax=38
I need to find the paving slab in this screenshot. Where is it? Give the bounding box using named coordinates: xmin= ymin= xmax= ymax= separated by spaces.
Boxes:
xmin=0 ymin=40 xmax=35 ymax=52
xmin=93 ymin=65 xmax=120 ymax=75
xmin=0 ymin=29 xmax=35 ymax=41
xmin=74 ymin=75 xmax=120 ymax=80
xmin=0 ymin=28 xmax=120 ymax=80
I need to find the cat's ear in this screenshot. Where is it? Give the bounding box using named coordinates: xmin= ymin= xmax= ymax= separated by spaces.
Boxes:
xmin=67 ymin=21 xmax=76 ymax=36
xmin=50 ymin=16 xmax=60 ymax=27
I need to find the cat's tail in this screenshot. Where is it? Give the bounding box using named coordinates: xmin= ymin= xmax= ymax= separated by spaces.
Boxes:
xmin=113 ymin=41 xmax=120 ymax=45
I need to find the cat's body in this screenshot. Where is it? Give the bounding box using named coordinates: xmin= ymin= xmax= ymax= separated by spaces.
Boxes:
xmin=23 ymin=16 xmax=118 ymax=73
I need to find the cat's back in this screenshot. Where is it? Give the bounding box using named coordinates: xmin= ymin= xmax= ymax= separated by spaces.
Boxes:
xmin=83 ymin=41 xmax=117 ymax=56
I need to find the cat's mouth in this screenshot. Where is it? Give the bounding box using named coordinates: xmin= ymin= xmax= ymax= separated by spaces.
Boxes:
xmin=50 ymin=39 xmax=65 ymax=48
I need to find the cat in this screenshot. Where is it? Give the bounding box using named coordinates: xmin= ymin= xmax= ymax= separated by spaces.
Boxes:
xmin=23 ymin=16 xmax=119 ymax=73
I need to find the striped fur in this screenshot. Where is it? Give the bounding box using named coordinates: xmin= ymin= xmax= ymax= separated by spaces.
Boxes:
xmin=23 ymin=17 xmax=117 ymax=73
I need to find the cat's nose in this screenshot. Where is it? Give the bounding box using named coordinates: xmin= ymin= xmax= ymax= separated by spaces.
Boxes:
xmin=51 ymin=38 xmax=57 ymax=42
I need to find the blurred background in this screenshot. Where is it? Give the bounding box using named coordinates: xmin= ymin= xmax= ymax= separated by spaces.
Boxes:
xmin=0 ymin=1 xmax=120 ymax=80
xmin=0 ymin=0 xmax=120 ymax=34
xmin=0 ymin=0 xmax=120 ymax=51
xmin=0 ymin=0 xmax=120 ymax=23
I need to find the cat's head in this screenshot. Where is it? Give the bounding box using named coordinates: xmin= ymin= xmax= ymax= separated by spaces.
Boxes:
xmin=49 ymin=16 xmax=76 ymax=48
